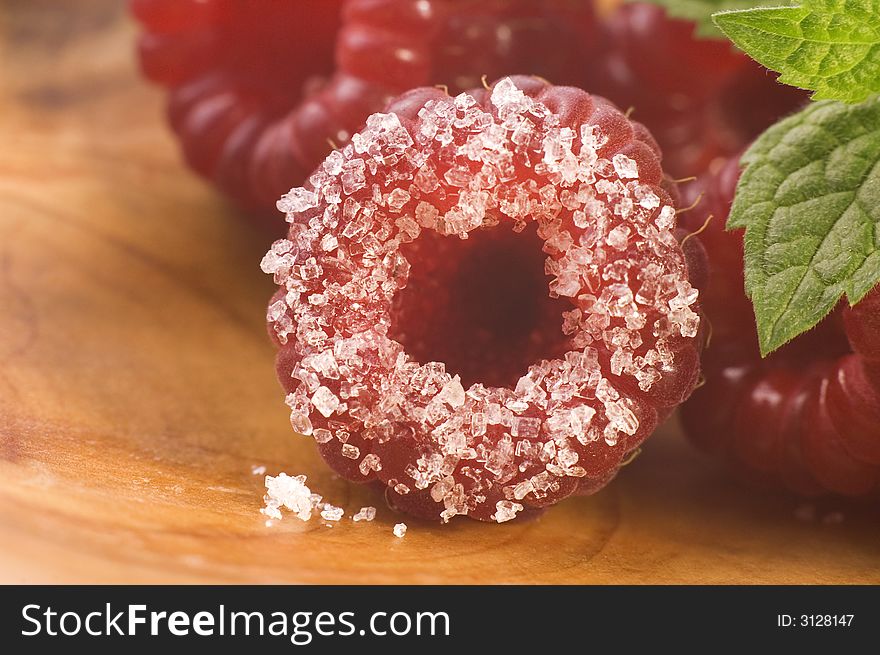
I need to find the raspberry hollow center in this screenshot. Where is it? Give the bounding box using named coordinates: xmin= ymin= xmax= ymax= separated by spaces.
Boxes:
xmin=391 ymin=224 xmax=570 ymax=389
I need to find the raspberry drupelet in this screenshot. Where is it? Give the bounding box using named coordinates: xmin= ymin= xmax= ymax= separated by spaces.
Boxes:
xmin=263 ymin=76 xmax=705 ymax=522
xmin=679 ymin=158 xmax=880 ymax=498
xmin=131 ymin=0 xmax=598 ymax=222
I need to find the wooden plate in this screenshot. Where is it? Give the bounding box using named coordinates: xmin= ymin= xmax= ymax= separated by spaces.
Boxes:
xmin=1 ymin=0 xmax=877 ymax=584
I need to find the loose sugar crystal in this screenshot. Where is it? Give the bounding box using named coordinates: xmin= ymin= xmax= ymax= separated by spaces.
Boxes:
xmin=320 ymin=504 xmax=345 ymax=522
xmin=261 ymin=473 xmax=316 ymax=522
xmin=261 ymin=473 xmax=386 ymax=528
xmin=353 ymin=506 xmax=377 ymax=522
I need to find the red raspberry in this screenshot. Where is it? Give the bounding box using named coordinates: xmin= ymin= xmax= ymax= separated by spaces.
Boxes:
xmin=263 ymin=76 xmax=704 ymax=522
xmin=679 ymin=158 xmax=880 ymax=497
xmin=131 ymin=0 xmax=598 ymax=224
xmin=593 ymin=3 xmax=807 ymax=178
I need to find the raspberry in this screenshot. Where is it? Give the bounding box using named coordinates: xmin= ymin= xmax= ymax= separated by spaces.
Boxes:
xmin=263 ymin=76 xmax=704 ymax=522
xmin=679 ymin=158 xmax=880 ymax=497
xmin=131 ymin=0 xmax=598 ymax=224
xmin=593 ymin=3 xmax=807 ymax=178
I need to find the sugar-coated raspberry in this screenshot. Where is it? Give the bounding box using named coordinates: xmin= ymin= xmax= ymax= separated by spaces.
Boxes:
xmin=131 ymin=0 xmax=598 ymax=224
xmin=679 ymin=158 xmax=880 ymax=497
xmin=593 ymin=3 xmax=807 ymax=178
xmin=263 ymin=76 xmax=704 ymax=522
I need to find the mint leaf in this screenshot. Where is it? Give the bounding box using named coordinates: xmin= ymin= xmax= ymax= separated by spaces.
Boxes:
xmin=713 ymin=0 xmax=880 ymax=103
xmin=729 ymin=97 xmax=880 ymax=356
xmin=640 ymin=0 xmax=783 ymax=38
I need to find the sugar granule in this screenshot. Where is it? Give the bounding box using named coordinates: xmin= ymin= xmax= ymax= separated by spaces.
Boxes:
xmin=260 ymin=473 xmax=386 ymax=529
xmin=393 ymin=523 xmax=407 ymax=538
xmin=353 ymin=506 xmax=377 ymax=522
xmin=492 ymin=500 xmax=524 ymax=523
xmin=320 ymin=504 xmax=345 ymax=522
xmin=261 ymin=473 xmax=317 ymax=522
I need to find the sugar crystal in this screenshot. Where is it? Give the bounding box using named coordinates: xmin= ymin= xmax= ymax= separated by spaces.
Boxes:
xmin=320 ymin=504 xmax=344 ymax=522
xmin=261 ymin=473 xmax=315 ymax=522
xmin=311 ymin=386 xmax=340 ymax=417
xmin=353 ymin=506 xmax=377 ymax=522
xmin=611 ymin=154 xmax=639 ymax=179
xmin=277 ymin=187 xmax=318 ymax=214
xmin=492 ymin=500 xmax=524 ymax=523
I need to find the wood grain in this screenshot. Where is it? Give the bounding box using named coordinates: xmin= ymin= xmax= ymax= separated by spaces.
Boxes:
xmin=0 ymin=0 xmax=878 ymax=584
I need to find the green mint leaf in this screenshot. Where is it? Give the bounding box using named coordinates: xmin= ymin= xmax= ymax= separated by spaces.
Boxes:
xmin=638 ymin=0 xmax=776 ymax=38
xmin=729 ymin=96 xmax=880 ymax=356
xmin=713 ymin=0 xmax=880 ymax=103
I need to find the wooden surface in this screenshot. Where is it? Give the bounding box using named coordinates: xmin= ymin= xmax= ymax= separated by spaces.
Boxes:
xmin=1 ymin=1 xmax=878 ymax=585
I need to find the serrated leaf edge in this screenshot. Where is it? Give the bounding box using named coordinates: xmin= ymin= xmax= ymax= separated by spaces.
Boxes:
xmin=711 ymin=4 xmax=880 ymax=104
xmin=727 ymin=98 xmax=880 ymax=355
